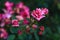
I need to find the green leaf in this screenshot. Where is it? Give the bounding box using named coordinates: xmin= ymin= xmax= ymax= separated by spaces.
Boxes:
xmin=34 ymin=30 xmax=39 ymax=40
xmin=18 ymin=33 xmax=25 ymax=40
xmin=7 ymin=35 xmax=15 ymax=40
xmin=18 ymin=35 xmax=23 ymax=40
xmin=26 ymin=33 xmax=32 ymax=40
xmin=57 ymin=3 xmax=60 ymax=9
xmin=10 ymin=27 xmax=19 ymax=33
xmin=57 ymin=26 xmax=60 ymax=34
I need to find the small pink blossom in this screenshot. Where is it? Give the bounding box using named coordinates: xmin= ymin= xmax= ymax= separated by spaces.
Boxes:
xmin=32 ymin=24 xmax=37 ymax=29
xmin=23 ymin=19 xmax=29 ymax=25
xmin=5 ymin=1 xmax=13 ymax=11
xmin=18 ymin=30 xmax=22 ymax=35
xmin=17 ymin=2 xmax=24 ymax=8
xmin=31 ymin=8 xmax=48 ymax=21
xmin=12 ymin=19 xmax=19 ymax=27
xmin=0 ymin=28 xmax=8 ymax=39
xmin=16 ymin=2 xmax=30 ymax=18
xmin=38 ymin=31 xmax=43 ymax=35
xmin=21 ymin=6 xmax=30 ymax=18
xmin=39 ymin=26 xmax=44 ymax=31
xmin=42 ymin=8 xmax=48 ymax=15
xmin=20 ymin=11 xmax=30 ymax=18
xmin=5 ymin=1 xmax=13 ymax=8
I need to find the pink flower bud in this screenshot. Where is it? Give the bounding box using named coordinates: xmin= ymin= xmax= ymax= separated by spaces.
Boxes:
xmin=32 ymin=24 xmax=37 ymax=29
xmin=38 ymin=31 xmax=43 ymax=35
xmin=12 ymin=19 xmax=19 ymax=27
xmin=39 ymin=26 xmax=44 ymax=31
xmin=18 ymin=30 xmax=22 ymax=35
xmin=23 ymin=19 xmax=29 ymax=25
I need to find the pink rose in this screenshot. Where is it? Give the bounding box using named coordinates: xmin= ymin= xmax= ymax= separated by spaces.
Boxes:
xmin=20 ymin=11 xmax=30 ymax=18
xmin=31 ymin=8 xmax=48 ymax=21
xmin=42 ymin=8 xmax=48 ymax=15
xmin=16 ymin=2 xmax=30 ymax=18
xmin=5 ymin=1 xmax=13 ymax=8
xmin=12 ymin=19 xmax=19 ymax=27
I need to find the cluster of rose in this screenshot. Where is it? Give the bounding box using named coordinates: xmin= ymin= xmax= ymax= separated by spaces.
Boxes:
xmin=0 ymin=1 xmax=48 ymax=40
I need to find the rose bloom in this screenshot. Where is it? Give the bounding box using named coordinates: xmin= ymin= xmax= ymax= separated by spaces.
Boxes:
xmin=16 ymin=2 xmax=30 ymax=18
xmin=0 ymin=28 xmax=8 ymax=39
xmin=12 ymin=19 xmax=19 ymax=27
xmin=4 ymin=1 xmax=14 ymax=14
xmin=31 ymin=8 xmax=48 ymax=21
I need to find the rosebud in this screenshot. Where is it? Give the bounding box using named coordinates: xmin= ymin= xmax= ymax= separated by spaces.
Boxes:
xmin=12 ymin=19 xmax=19 ymax=27
xmin=39 ymin=26 xmax=44 ymax=31
xmin=38 ymin=31 xmax=43 ymax=35
xmin=32 ymin=24 xmax=37 ymax=29
xmin=18 ymin=30 xmax=22 ymax=35
xmin=23 ymin=19 xmax=29 ymax=25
